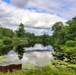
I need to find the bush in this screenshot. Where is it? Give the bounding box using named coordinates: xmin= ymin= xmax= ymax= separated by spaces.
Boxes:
xmin=65 ymin=40 xmax=76 ymax=47
xmin=3 ymin=37 xmax=13 ymax=45
xmin=0 ymin=40 xmax=3 ymax=44
xmin=68 ymin=64 xmax=76 ymax=71
xmin=12 ymin=37 xmax=19 ymax=46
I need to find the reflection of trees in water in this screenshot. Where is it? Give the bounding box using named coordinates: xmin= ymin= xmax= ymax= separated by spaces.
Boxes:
xmin=41 ymin=41 xmax=50 ymax=47
xmin=25 ymin=42 xmax=35 ymax=47
xmin=14 ymin=42 xmax=35 ymax=60
xmin=0 ymin=46 xmax=12 ymax=56
xmin=0 ymin=42 xmax=51 ymax=59
xmin=15 ymin=45 xmax=25 ymax=60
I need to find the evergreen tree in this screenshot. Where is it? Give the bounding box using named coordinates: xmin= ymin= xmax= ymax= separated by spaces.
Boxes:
xmin=16 ymin=23 xmax=25 ymax=37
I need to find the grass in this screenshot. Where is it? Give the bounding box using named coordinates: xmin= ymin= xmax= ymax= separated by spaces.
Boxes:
xmin=0 ymin=56 xmax=9 ymax=63
xmin=0 ymin=66 xmax=76 ymax=75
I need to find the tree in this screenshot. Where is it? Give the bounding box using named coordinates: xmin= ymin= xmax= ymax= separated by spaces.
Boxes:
xmin=0 ymin=27 xmax=14 ymax=38
xmin=16 ymin=23 xmax=25 ymax=37
xmin=66 ymin=17 xmax=76 ymax=40
xmin=52 ymin=22 xmax=64 ymax=45
xmin=52 ymin=22 xmax=63 ymax=32
xmin=51 ymin=17 xmax=76 ymax=64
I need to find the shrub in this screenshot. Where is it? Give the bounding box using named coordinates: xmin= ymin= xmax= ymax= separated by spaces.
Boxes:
xmin=65 ymin=40 xmax=76 ymax=47
xmin=0 ymin=39 xmax=3 ymax=44
xmin=3 ymin=37 xmax=13 ymax=45
xmin=68 ymin=64 xmax=76 ymax=71
xmin=12 ymin=37 xmax=19 ymax=46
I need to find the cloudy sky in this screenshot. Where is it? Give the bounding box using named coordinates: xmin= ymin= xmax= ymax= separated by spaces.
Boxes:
xmin=0 ymin=0 xmax=76 ymax=35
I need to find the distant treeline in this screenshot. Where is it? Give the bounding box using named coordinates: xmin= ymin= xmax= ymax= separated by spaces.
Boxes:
xmin=0 ymin=23 xmax=51 ymax=47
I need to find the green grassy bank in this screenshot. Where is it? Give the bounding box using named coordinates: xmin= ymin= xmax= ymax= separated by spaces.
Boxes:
xmin=0 ymin=66 xmax=76 ymax=75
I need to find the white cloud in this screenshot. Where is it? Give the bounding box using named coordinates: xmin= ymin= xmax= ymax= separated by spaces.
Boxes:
xmin=27 ymin=0 xmax=76 ymax=19
xmin=0 ymin=1 xmax=67 ymax=35
xmin=10 ymin=0 xmax=30 ymax=8
xmin=2 ymin=0 xmax=76 ymax=19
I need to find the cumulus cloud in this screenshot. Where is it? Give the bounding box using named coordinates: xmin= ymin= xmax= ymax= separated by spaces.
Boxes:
xmin=27 ymin=0 xmax=76 ymax=19
xmin=0 ymin=1 xmax=67 ymax=35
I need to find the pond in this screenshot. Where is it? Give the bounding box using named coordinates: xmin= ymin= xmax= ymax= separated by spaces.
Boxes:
xmin=0 ymin=44 xmax=54 ymax=69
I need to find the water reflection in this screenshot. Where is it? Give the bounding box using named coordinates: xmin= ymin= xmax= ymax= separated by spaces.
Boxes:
xmin=0 ymin=46 xmax=12 ymax=56
xmin=15 ymin=45 xmax=25 ymax=60
xmin=25 ymin=44 xmax=53 ymax=52
xmin=0 ymin=44 xmax=54 ymax=68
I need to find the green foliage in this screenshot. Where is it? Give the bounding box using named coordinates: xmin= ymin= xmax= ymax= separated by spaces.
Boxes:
xmin=51 ymin=17 xmax=76 ymax=64
xmin=51 ymin=17 xmax=76 ymax=45
xmin=0 ymin=66 xmax=76 ymax=75
xmin=0 ymin=46 xmax=12 ymax=56
xmin=0 ymin=23 xmax=36 ymax=46
xmin=51 ymin=22 xmax=64 ymax=45
xmin=35 ymin=34 xmax=52 ymax=46
xmin=3 ymin=37 xmax=13 ymax=45
xmin=12 ymin=37 xmax=20 ymax=46
xmin=0 ymin=27 xmax=14 ymax=38
xmin=58 ymin=46 xmax=76 ymax=64
xmin=0 ymin=39 xmax=3 ymax=44
xmin=16 ymin=23 xmax=25 ymax=37
xmin=0 ymin=35 xmax=3 ymax=39
xmin=52 ymin=22 xmax=64 ymax=31
xmin=68 ymin=64 xmax=76 ymax=71
xmin=65 ymin=40 xmax=76 ymax=47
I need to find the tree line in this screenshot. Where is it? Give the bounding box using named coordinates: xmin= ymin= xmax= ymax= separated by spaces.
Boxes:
xmin=51 ymin=17 xmax=76 ymax=64
xmin=0 ymin=23 xmax=51 ymax=47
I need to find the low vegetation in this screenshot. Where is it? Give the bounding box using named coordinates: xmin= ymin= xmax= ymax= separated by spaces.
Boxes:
xmin=0 ymin=66 xmax=76 ymax=75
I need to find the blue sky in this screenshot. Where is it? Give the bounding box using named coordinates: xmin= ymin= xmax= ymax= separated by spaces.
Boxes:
xmin=0 ymin=0 xmax=76 ymax=35
xmin=2 ymin=0 xmax=10 ymax=3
